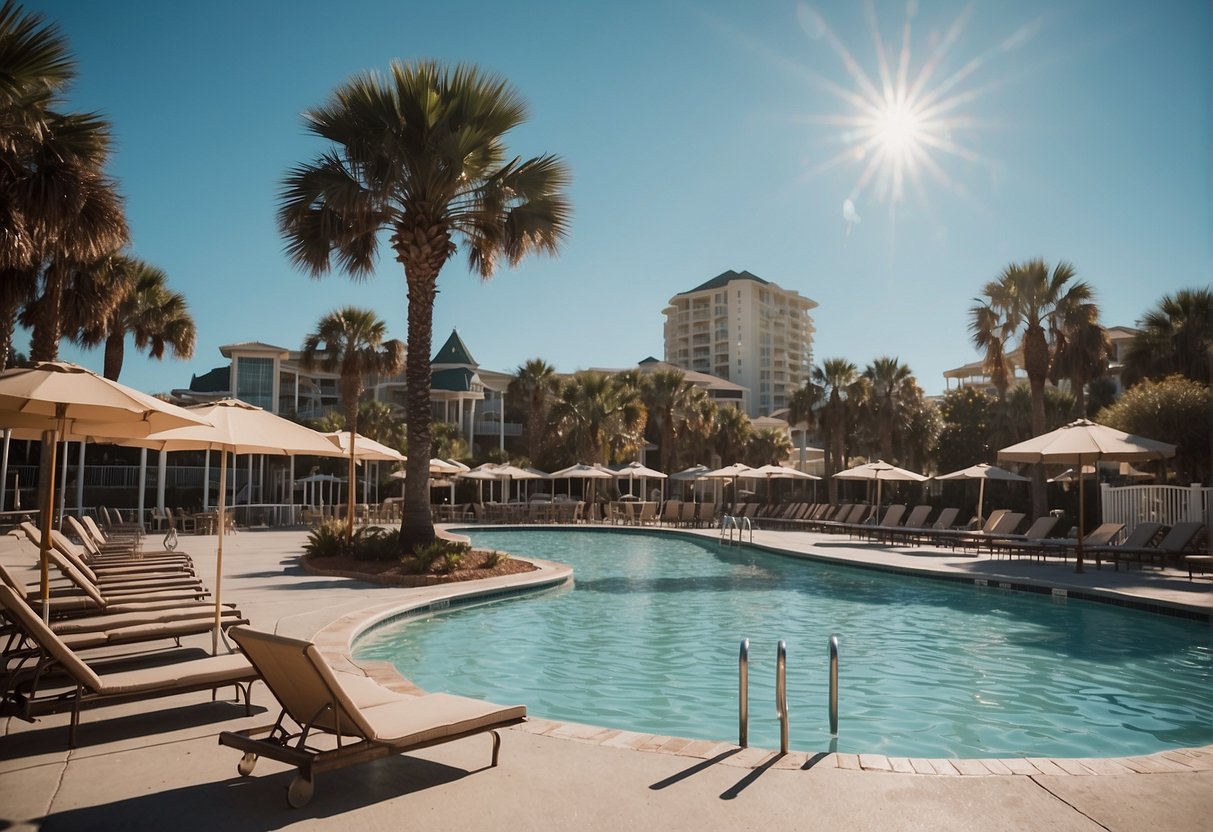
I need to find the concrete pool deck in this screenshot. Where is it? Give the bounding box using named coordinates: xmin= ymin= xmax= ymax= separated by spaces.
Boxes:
xmin=1 ymin=526 xmax=1210 ymax=831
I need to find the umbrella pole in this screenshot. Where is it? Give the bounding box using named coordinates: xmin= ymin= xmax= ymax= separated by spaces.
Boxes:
xmin=213 ymin=450 xmax=227 ymax=654
xmin=38 ymin=414 xmax=63 ymax=624
xmin=1075 ymin=472 xmax=1085 ymax=574
xmin=346 ymin=434 xmax=356 ymax=544
xmin=977 ymin=479 xmax=986 ymax=526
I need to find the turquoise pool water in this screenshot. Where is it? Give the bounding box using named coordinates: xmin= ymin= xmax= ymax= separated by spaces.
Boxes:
xmin=354 ymin=529 xmax=1213 ymax=758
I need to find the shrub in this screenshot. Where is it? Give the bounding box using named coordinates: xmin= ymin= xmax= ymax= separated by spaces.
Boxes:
xmin=435 ymin=551 xmax=463 ymax=574
xmin=351 ymin=526 xmax=401 ymax=561
xmin=484 ymin=550 xmax=508 ymax=568
xmin=403 ymin=539 xmax=471 ymax=574
xmin=302 ymin=520 xmax=347 ymax=558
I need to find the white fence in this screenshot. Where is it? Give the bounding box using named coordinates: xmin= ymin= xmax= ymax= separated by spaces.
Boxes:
xmin=1101 ymin=483 xmax=1210 ymax=535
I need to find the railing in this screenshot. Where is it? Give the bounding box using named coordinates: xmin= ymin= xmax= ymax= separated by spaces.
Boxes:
xmin=828 ymin=635 xmax=840 ymax=736
xmin=719 ymin=514 xmax=754 ymax=546
xmin=738 ymin=638 xmax=749 ymax=747
xmin=1101 ymin=483 xmax=1210 ymax=535
xmin=736 ymin=636 xmax=839 ymax=752
xmin=776 ymin=640 xmax=788 ymax=754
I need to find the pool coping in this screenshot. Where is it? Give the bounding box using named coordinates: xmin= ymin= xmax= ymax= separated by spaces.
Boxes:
xmin=312 ymin=524 xmax=1213 ymax=777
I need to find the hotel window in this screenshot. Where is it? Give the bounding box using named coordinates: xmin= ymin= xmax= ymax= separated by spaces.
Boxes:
xmin=235 ymin=357 xmax=275 ymax=411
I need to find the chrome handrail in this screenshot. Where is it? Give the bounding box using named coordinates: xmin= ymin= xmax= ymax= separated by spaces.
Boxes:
xmin=739 ymin=515 xmax=753 ymax=543
xmin=776 ymin=640 xmax=788 ymax=754
xmin=738 ymin=638 xmax=749 ymax=747
xmin=828 ymin=634 xmax=840 ymax=736
xmin=719 ymin=514 xmax=737 ymax=545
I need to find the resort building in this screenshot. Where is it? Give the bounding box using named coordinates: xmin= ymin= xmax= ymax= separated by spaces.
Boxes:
xmin=662 ymin=269 xmax=817 ymax=417
xmin=587 ymin=357 xmax=751 ymax=414
xmin=171 ymin=330 xmax=519 ymax=454
xmin=942 ymin=325 xmax=1140 ymax=399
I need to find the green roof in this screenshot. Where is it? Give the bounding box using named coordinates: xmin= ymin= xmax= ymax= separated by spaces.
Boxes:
xmin=431 ymin=367 xmax=477 ymax=392
xmin=189 ymin=366 xmax=230 ymax=393
xmin=432 ymin=329 xmax=477 ymax=366
xmin=679 ymin=269 xmax=769 ymax=295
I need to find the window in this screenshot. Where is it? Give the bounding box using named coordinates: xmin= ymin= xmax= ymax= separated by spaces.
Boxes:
xmin=235 ymin=357 xmax=275 ymax=411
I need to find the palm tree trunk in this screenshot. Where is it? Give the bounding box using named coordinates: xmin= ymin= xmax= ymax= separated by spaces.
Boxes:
xmin=0 ymin=299 xmax=17 ymax=372
xmin=103 ymin=332 xmax=125 ymax=380
xmin=399 ymin=272 xmax=438 ymax=553
xmin=30 ymin=262 xmax=65 ymax=362
xmin=1023 ymin=325 xmax=1050 ymax=519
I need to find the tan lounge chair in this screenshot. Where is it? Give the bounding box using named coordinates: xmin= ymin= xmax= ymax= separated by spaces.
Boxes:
xmin=1100 ymin=522 xmax=1204 ymax=571
xmin=0 ymin=585 xmax=255 ymax=747
xmin=219 ymin=626 xmax=526 ymax=808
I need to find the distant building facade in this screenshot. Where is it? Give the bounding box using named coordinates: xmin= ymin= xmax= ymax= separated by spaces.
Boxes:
xmin=662 ymin=270 xmax=817 ymax=417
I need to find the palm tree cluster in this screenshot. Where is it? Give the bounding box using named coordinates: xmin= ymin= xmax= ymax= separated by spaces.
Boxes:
xmin=503 ymin=366 xmax=792 ymax=473
xmin=0 ymin=2 xmax=194 ymax=379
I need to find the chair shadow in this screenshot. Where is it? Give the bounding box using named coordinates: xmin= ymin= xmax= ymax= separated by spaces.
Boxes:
xmin=39 ymin=754 xmax=476 ymax=831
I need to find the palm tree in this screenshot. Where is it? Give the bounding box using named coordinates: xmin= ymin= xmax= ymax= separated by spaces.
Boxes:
xmin=508 ymin=359 xmax=558 ymax=462
xmin=1 ymin=1 xmax=128 ymax=363
xmin=549 ymin=372 xmax=644 ymax=465
xmin=745 ymin=427 xmax=794 ymax=467
xmin=73 ymin=255 xmax=196 ymax=380
xmin=638 ymin=369 xmax=700 ymax=473
xmin=1050 ymin=315 xmax=1108 ymax=417
xmin=813 ymin=358 xmax=860 ymax=502
xmin=279 ymin=60 xmax=570 ymax=553
xmin=1122 ymin=288 xmax=1212 ymax=387
xmin=712 ymin=405 xmax=752 ymax=466
xmin=786 ymin=382 xmax=820 ymax=472
xmin=970 ymin=259 xmax=1096 ymax=518
xmin=863 ymin=356 xmax=914 ymax=463
xmin=300 ymin=307 xmax=405 ymax=543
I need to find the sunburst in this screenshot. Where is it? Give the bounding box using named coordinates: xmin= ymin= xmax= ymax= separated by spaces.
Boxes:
xmin=793 ymin=2 xmax=1038 ymax=233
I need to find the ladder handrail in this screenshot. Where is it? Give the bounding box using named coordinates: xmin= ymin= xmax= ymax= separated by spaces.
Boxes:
xmin=738 ymin=638 xmax=749 ymax=747
xmin=776 ymin=640 xmax=788 ymax=755
xmin=828 ymin=634 xmax=840 ymax=736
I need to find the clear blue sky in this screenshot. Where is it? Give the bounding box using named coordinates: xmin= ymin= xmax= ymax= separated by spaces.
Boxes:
xmin=34 ymin=0 xmax=1212 ymax=398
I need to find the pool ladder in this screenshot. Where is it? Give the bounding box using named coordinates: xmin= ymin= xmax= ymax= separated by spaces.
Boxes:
xmin=719 ymin=514 xmax=753 ymax=546
xmin=738 ymin=635 xmax=840 ymax=752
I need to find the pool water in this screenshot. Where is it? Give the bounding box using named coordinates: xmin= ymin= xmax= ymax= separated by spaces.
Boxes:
xmin=353 ymin=529 xmax=1213 ymax=758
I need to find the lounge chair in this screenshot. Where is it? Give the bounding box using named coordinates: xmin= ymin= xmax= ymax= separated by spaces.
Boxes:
xmin=986 ymin=515 xmax=1062 ymax=559
xmin=0 ymin=585 xmax=256 ymax=747
xmin=932 ymin=510 xmax=1020 ymax=550
xmin=219 ymin=626 xmax=526 ymax=808
xmin=1100 ymin=522 xmax=1204 ymax=571
xmin=1023 ymin=522 xmax=1127 ymax=564
xmin=850 ymin=504 xmax=906 ymax=541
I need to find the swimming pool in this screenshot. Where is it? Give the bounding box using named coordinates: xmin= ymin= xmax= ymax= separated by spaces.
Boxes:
xmin=353 ymin=529 xmax=1213 ymax=758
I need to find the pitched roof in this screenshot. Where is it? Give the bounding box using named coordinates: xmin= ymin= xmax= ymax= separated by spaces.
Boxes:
xmin=432 ymin=329 xmax=477 ymax=367
xmin=679 ymin=269 xmax=769 ymax=296
xmin=431 ymin=367 xmax=478 ymax=392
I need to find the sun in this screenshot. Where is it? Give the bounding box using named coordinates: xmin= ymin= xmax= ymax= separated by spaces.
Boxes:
xmin=873 ymin=101 xmax=923 ymax=156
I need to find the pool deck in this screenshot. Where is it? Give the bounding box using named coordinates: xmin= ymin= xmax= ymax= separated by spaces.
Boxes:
xmin=1 ymin=526 xmax=1210 ymax=831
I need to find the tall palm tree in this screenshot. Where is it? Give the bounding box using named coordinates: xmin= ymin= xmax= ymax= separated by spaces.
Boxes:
xmin=1122 ymin=288 xmax=1212 ymax=387
xmin=72 ymin=255 xmax=196 ymax=380
xmin=863 ymin=356 xmax=914 ymax=463
xmin=970 ymin=259 xmax=1095 ymax=518
xmin=1050 ymin=315 xmax=1108 ymax=417
xmin=813 ymin=358 xmax=860 ymax=502
xmin=712 ymin=405 xmax=752 ymax=467
xmin=549 ymin=372 xmax=644 ymax=465
xmin=508 ymin=358 xmax=558 ymax=462
xmin=1 ymin=1 xmax=128 ymax=363
xmin=786 ymin=382 xmax=820 ymax=472
xmin=638 ymin=369 xmax=699 ymax=473
xmin=279 ymin=60 xmax=570 ymax=553
xmin=300 ymin=307 xmax=405 ymax=543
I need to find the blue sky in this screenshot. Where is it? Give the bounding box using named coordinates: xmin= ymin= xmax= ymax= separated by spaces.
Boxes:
xmin=34 ymin=0 xmax=1212 ymax=398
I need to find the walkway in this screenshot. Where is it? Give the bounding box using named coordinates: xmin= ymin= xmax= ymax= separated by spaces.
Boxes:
xmin=0 ymin=527 xmax=1209 ymax=831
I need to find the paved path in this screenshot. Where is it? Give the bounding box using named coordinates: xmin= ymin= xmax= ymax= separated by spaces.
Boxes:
xmin=0 ymin=526 xmax=1209 ymax=831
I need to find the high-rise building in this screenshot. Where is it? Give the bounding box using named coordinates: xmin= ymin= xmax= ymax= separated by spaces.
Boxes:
xmin=662 ymin=270 xmax=817 ymax=416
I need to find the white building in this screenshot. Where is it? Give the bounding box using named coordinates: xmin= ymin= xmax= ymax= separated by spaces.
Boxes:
xmin=662 ymin=270 xmax=817 ymax=417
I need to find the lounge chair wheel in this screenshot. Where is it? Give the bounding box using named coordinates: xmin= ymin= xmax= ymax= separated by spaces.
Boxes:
xmin=287 ymin=774 xmax=314 ymax=808
xmin=237 ymin=752 xmax=257 ymax=776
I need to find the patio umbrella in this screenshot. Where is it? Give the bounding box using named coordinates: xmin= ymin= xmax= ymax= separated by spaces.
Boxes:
xmin=833 ymin=460 xmax=928 ymax=510
xmin=612 ymin=460 xmax=667 ymax=499
xmin=934 ymin=463 xmax=1029 ymax=525
xmin=119 ymin=398 xmax=344 ymax=651
xmin=747 ymin=463 xmax=821 ymax=503
xmin=491 ymin=464 xmax=546 ymax=502
xmin=704 ymin=463 xmax=755 ymax=505
xmin=997 ymin=419 xmax=1176 ymax=572
xmin=550 ymin=463 xmax=616 ymax=502
xmin=324 ymin=431 xmax=406 ymax=527
xmin=0 ymin=362 xmax=213 ymax=621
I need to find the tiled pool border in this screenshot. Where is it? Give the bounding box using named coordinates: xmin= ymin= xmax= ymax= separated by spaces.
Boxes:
xmin=313 ymin=525 xmax=1213 ymax=776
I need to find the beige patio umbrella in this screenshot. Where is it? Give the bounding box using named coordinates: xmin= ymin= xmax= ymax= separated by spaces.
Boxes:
xmin=612 ymin=460 xmax=667 ymax=500
xmin=0 ymin=362 xmax=213 ymax=621
xmin=747 ymin=463 xmax=821 ymax=503
xmin=833 ymin=460 xmax=928 ymax=511
xmin=934 ymin=463 xmax=1029 ymax=525
xmin=998 ymin=419 xmax=1176 ymax=572
xmin=324 ymin=431 xmax=406 ymax=536
xmin=549 ymin=462 xmax=615 ymax=501
xmin=120 ymin=399 xmax=344 ymax=651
